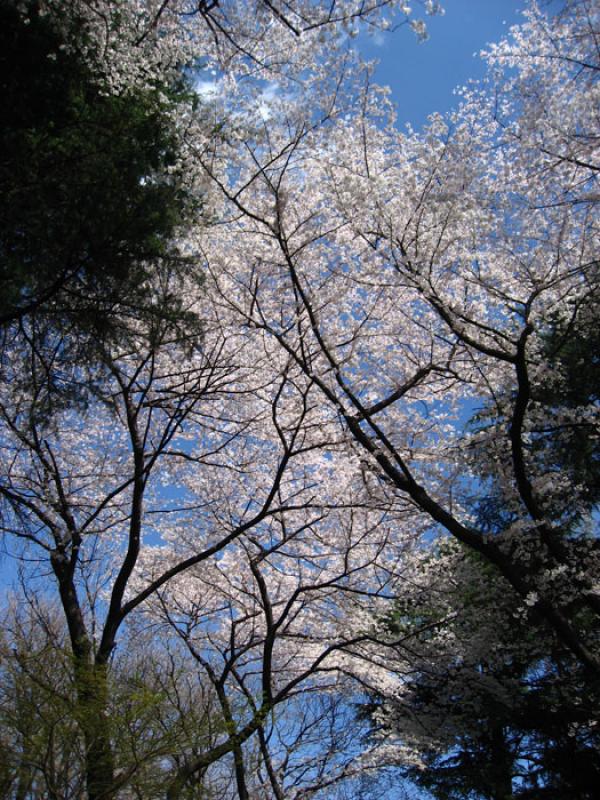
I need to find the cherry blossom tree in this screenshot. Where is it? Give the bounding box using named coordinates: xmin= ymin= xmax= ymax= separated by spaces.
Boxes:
xmin=3 ymin=1 xmax=599 ymax=798
xmin=139 ymin=449 xmax=423 ymax=798
xmin=0 ymin=259 xmax=422 ymax=799
xmin=2 ymin=0 xmax=448 ymax=795
xmin=187 ymin=1 xmax=599 ymax=793
xmin=197 ymin=0 xmax=599 ymax=675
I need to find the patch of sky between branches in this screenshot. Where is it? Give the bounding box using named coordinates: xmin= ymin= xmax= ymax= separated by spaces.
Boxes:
xmin=356 ymin=0 xmax=526 ymax=132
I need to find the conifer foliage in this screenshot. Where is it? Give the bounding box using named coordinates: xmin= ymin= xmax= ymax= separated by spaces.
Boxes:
xmin=0 ymin=2 xmax=598 ymax=798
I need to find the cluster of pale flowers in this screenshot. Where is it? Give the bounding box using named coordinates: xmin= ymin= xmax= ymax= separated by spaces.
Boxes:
xmin=2 ymin=0 xmax=599 ymax=794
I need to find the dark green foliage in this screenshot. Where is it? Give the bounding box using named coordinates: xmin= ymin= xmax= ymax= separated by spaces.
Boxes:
xmin=379 ymin=543 xmax=600 ymax=800
xmin=533 ymin=283 xmax=600 ymax=512
xmin=0 ymin=0 xmax=199 ymax=339
xmin=401 ymin=662 xmax=600 ymax=800
xmin=469 ymin=279 xmax=600 ymax=534
xmin=0 ymin=605 xmax=222 ymax=800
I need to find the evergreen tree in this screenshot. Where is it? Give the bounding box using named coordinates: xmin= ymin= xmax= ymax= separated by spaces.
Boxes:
xmin=375 ymin=542 xmax=600 ymax=800
xmin=0 ymin=0 xmax=199 ymax=342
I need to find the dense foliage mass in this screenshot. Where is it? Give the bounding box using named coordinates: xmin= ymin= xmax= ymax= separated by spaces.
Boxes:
xmin=0 ymin=1 xmax=197 ymax=337
xmin=0 ymin=1 xmax=598 ymax=799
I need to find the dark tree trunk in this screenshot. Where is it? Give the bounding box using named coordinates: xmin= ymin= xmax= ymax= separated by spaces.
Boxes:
xmin=488 ymin=722 xmax=514 ymax=800
xmin=52 ymin=552 xmax=116 ymax=800
xmin=74 ymin=658 xmax=116 ymax=800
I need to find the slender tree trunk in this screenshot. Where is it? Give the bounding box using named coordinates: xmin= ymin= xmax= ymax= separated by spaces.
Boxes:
xmin=14 ymin=759 xmax=33 ymax=800
xmin=14 ymin=689 xmax=34 ymax=800
xmin=488 ymin=722 xmax=514 ymax=800
xmin=52 ymin=553 xmax=116 ymax=800
xmin=74 ymin=658 xmax=116 ymax=800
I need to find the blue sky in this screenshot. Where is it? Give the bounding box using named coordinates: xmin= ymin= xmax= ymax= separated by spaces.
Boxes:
xmin=359 ymin=0 xmax=527 ymax=129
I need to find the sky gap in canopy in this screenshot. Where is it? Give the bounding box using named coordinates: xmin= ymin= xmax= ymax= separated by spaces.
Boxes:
xmin=359 ymin=0 xmax=526 ymax=130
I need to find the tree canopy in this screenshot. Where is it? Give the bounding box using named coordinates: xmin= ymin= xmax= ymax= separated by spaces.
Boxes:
xmin=0 ymin=0 xmax=197 ymax=340
xmin=0 ymin=1 xmax=598 ymax=799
